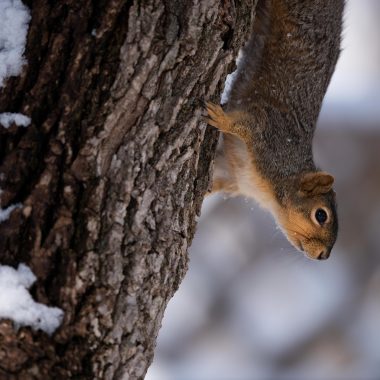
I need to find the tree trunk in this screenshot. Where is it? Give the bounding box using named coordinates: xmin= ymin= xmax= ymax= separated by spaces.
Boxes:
xmin=0 ymin=1 xmax=256 ymax=378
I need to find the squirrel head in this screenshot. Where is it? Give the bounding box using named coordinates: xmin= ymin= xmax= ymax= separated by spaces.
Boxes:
xmin=276 ymin=171 xmax=338 ymax=260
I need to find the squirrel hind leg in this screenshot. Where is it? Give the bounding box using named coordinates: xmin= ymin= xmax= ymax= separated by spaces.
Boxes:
xmin=208 ymin=146 xmax=238 ymax=195
xmin=205 ymin=102 xmax=233 ymax=133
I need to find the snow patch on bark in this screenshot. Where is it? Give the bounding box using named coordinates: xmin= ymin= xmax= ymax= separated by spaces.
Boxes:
xmin=0 ymin=202 xmax=21 ymax=222
xmin=0 ymin=264 xmax=64 ymax=335
xmin=0 ymin=112 xmax=31 ymax=128
xmin=0 ymin=0 xmax=31 ymax=87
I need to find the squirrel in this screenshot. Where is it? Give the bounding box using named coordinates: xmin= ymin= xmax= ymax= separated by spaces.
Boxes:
xmin=206 ymin=0 xmax=343 ymax=260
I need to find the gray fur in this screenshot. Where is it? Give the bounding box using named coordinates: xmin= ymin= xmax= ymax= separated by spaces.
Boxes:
xmin=227 ymin=0 xmax=344 ymax=198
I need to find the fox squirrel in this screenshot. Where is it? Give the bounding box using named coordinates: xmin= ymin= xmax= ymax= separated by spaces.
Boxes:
xmin=206 ymin=0 xmax=343 ymax=260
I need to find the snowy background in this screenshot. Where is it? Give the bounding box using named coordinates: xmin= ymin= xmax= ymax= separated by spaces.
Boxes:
xmin=147 ymin=1 xmax=380 ymax=379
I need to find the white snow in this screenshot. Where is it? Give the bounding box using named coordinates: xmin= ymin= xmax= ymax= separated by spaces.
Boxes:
xmin=0 ymin=202 xmax=21 ymax=222
xmin=0 ymin=112 xmax=30 ymax=128
xmin=0 ymin=264 xmax=64 ymax=335
xmin=0 ymin=0 xmax=31 ymax=88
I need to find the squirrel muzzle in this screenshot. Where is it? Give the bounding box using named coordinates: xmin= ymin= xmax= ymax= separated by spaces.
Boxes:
xmin=276 ymin=172 xmax=338 ymax=260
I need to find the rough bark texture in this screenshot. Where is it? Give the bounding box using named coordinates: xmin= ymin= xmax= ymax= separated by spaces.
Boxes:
xmin=0 ymin=1 xmax=256 ymax=378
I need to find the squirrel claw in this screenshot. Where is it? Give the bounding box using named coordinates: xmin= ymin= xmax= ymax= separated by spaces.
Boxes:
xmin=205 ymin=102 xmax=231 ymax=132
xmin=205 ymin=102 xmax=250 ymax=143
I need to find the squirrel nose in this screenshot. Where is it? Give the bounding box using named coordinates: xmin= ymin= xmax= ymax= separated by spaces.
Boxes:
xmin=317 ymin=248 xmax=331 ymax=260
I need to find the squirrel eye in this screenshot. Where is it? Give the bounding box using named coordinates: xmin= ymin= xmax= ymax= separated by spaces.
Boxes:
xmin=315 ymin=208 xmax=328 ymax=225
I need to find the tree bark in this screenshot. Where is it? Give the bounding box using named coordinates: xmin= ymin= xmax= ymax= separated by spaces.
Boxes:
xmin=0 ymin=1 xmax=256 ymax=378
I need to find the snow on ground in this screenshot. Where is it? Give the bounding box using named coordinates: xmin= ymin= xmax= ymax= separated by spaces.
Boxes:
xmin=0 ymin=264 xmax=64 ymax=335
xmin=0 ymin=0 xmax=31 ymax=87
xmin=0 ymin=112 xmax=30 ymax=128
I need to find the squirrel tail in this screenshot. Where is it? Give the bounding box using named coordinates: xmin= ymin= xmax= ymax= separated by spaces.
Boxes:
xmin=226 ymin=0 xmax=271 ymax=111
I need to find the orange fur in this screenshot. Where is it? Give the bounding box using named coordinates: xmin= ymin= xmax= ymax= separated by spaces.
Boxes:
xmin=206 ymin=102 xmax=253 ymax=144
xmin=211 ymin=134 xmax=278 ymax=213
xmin=277 ymin=205 xmax=334 ymax=259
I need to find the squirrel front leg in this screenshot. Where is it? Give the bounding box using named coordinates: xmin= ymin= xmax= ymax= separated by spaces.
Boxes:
xmin=205 ymin=102 xmax=252 ymax=144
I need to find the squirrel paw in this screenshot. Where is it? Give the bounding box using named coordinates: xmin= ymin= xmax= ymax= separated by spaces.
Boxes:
xmin=205 ymin=102 xmax=232 ymax=133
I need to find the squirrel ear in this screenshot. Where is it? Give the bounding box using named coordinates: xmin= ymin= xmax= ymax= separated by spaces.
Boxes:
xmin=300 ymin=171 xmax=334 ymax=196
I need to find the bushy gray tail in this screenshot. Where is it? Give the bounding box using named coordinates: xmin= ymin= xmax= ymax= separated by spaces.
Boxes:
xmin=226 ymin=0 xmax=271 ymax=111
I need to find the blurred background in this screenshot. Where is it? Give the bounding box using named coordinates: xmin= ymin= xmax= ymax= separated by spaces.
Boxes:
xmin=147 ymin=1 xmax=380 ymax=379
